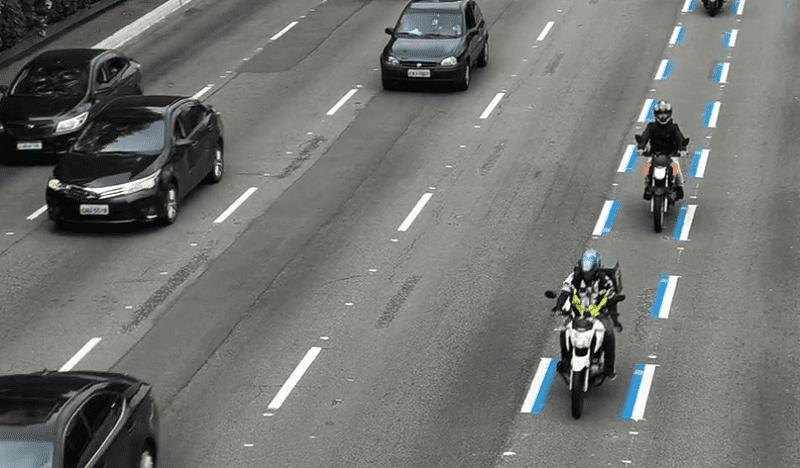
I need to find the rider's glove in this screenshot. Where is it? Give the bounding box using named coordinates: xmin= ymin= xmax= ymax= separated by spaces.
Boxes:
xmin=614 ymin=322 xmax=623 ymax=333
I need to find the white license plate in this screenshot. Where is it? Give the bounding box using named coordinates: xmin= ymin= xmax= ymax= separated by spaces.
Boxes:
xmin=407 ymin=69 xmax=431 ymax=78
xmin=17 ymin=141 xmax=42 ymax=150
xmin=79 ymin=204 xmax=109 ymax=215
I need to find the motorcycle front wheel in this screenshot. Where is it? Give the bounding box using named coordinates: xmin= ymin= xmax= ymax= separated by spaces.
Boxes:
xmin=571 ymin=369 xmax=586 ymax=419
xmin=653 ymin=196 xmax=664 ymax=232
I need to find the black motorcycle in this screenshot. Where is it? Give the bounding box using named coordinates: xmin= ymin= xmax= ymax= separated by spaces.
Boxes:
xmin=702 ymin=0 xmax=724 ymax=16
xmin=635 ymin=134 xmax=690 ymax=233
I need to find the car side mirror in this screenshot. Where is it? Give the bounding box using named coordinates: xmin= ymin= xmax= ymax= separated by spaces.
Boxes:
xmin=385 ymin=27 xmax=394 ymax=35
xmin=544 ymin=290 xmax=558 ymax=299
xmin=634 ymin=134 xmax=643 ymax=145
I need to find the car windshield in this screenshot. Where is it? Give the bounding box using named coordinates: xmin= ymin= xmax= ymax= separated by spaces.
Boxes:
xmin=0 ymin=440 xmax=53 ymax=468
xmin=10 ymin=64 xmax=88 ymax=97
xmin=74 ymin=108 xmax=166 ymax=154
xmin=396 ymin=11 xmax=462 ymax=37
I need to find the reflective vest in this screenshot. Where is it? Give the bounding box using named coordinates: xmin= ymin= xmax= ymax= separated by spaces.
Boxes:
xmin=571 ymin=290 xmax=607 ymax=317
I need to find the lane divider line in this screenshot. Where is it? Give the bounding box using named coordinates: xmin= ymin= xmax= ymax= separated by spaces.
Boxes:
xmin=713 ymin=62 xmax=730 ymax=83
xmin=521 ymin=357 xmax=558 ymax=413
xmin=267 ymin=346 xmax=322 ymax=410
xmin=734 ymin=0 xmax=746 ymax=16
xmin=271 ymin=21 xmax=299 ymax=41
xmin=689 ymin=148 xmax=710 ymax=178
xmin=618 ymin=145 xmax=637 ymax=173
xmin=537 ymin=21 xmax=555 ymax=41
xmin=655 ymin=59 xmax=672 ymax=81
xmin=672 ymin=204 xmax=697 ymax=241
xmin=27 ymin=205 xmax=47 ymax=221
xmin=398 ymin=193 xmax=433 ymax=232
xmin=638 ymin=99 xmax=656 ymax=122
xmin=681 ymin=0 xmax=695 ymax=13
xmin=723 ymin=29 xmax=739 ymax=48
xmin=592 ymin=200 xmax=620 ymax=237
xmin=94 ymin=0 xmax=198 ymax=49
xmin=621 ymin=363 xmax=657 ymax=421
xmin=479 ymin=92 xmax=505 ymax=119
xmin=59 ymin=337 xmax=102 ymax=372
xmin=703 ymin=101 xmax=721 ymax=128
xmin=326 ymin=89 xmax=358 ymax=116
xmin=191 ymin=84 xmax=214 ymax=101
xmin=669 ymin=25 xmax=686 ymax=46
xmin=650 ymin=274 xmax=680 ymax=319
xmin=214 ymin=187 xmax=258 ymax=224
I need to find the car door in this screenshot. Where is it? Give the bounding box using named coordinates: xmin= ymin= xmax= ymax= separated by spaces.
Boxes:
xmin=176 ymin=103 xmax=212 ymax=189
xmin=170 ymin=111 xmax=194 ymax=199
xmin=465 ymin=2 xmax=486 ymax=63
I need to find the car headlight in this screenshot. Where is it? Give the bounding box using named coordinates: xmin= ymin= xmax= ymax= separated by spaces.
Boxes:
xmin=48 ymin=178 xmax=63 ymax=191
xmin=55 ymin=112 xmax=88 ymax=134
xmin=0 ymin=121 xmax=4 ymax=132
xmin=115 ymin=170 xmax=160 ymax=196
xmin=386 ymin=55 xmax=400 ymax=65
xmin=440 ymin=56 xmax=457 ymax=66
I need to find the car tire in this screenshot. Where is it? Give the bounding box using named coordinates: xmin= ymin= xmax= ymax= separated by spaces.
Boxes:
xmin=139 ymin=448 xmax=155 ymax=468
xmin=477 ymin=39 xmax=489 ymax=68
xmin=204 ymin=145 xmax=224 ymax=184
xmin=382 ymin=75 xmax=396 ymax=91
xmin=159 ymin=183 xmax=178 ymax=226
xmin=457 ymin=63 xmax=470 ymax=91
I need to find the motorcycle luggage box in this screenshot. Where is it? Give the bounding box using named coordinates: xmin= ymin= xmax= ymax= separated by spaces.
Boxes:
xmin=600 ymin=261 xmax=622 ymax=293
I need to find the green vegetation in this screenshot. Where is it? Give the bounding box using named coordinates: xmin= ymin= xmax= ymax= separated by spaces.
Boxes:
xmin=0 ymin=0 xmax=104 ymax=53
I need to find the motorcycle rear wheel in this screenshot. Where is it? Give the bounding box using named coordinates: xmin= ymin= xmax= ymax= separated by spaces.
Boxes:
xmin=571 ymin=369 xmax=586 ymax=419
xmin=653 ymin=196 xmax=664 ymax=232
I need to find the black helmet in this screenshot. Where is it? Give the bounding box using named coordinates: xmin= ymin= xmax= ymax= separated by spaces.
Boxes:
xmin=654 ymin=100 xmax=673 ymax=125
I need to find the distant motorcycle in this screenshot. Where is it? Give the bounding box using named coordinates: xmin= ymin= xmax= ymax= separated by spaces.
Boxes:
xmin=635 ymin=134 xmax=690 ymax=233
xmin=545 ymin=264 xmax=626 ymax=419
xmin=702 ymin=0 xmax=724 ymax=16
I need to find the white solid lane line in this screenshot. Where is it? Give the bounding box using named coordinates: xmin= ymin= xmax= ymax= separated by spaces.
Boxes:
xmin=398 ymin=193 xmax=433 ymax=232
xmin=270 ymin=21 xmax=298 ymax=41
xmin=214 ymin=187 xmax=258 ymax=224
xmin=267 ymin=346 xmax=322 ymax=410
xmin=326 ymin=89 xmax=358 ymax=116
xmin=59 ymin=338 xmax=102 ymax=372
xmin=537 ymin=21 xmax=555 ymax=42
xmin=27 ymin=205 xmax=47 ymax=221
xmin=192 ymin=85 xmax=214 ymax=100
xmin=479 ymin=92 xmax=505 ymax=119
xmin=94 ymin=0 xmax=199 ymax=49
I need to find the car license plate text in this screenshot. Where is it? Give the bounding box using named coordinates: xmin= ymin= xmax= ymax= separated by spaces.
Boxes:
xmin=79 ymin=204 xmax=109 ymax=215
xmin=407 ymin=69 xmax=431 ymax=78
xmin=17 ymin=141 xmax=42 ymax=150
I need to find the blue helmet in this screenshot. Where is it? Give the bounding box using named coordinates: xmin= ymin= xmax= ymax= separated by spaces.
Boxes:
xmin=578 ymin=249 xmax=601 ymax=283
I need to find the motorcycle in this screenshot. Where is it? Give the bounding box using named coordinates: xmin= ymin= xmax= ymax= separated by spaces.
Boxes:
xmin=545 ymin=263 xmax=626 ymax=419
xmin=635 ymin=134 xmax=690 ymax=233
xmin=702 ymin=0 xmax=724 ymax=16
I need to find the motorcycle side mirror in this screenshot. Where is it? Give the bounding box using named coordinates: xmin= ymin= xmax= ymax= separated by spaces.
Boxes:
xmin=615 ymin=294 xmax=626 ymax=302
xmin=681 ymin=137 xmax=690 ymax=146
xmin=544 ymin=290 xmax=557 ymax=299
xmin=634 ymin=134 xmax=643 ymax=145
xmin=385 ymin=27 xmax=394 ymax=35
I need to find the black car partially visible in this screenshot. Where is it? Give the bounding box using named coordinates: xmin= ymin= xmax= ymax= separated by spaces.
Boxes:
xmin=0 ymin=370 xmax=158 ymax=468
xmin=0 ymin=48 xmax=142 ymax=162
xmin=47 ymin=95 xmax=225 ymax=228
xmin=380 ymin=0 xmax=489 ymax=91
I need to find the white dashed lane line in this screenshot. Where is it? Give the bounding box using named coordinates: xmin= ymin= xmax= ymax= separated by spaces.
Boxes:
xmin=398 ymin=193 xmax=433 ymax=232
xmin=214 ymin=187 xmax=258 ymax=224
xmin=270 ymin=21 xmax=298 ymax=42
xmin=192 ymin=84 xmax=214 ymax=100
xmin=479 ymin=92 xmax=505 ymax=119
xmin=326 ymin=89 xmax=359 ymax=116
xmin=59 ymin=337 xmax=102 ymax=372
xmin=267 ymin=346 xmax=322 ymax=410
xmin=537 ymin=21 xmax=555 ymax=42
xmin=27 ymin=205 xmax=47 ymax=221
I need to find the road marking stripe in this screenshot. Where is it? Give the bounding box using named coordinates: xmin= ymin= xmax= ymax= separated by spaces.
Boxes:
xmin=618 ymin=145 xmax=637 ymax=173
xmin=326 ymin=88 xmax=358 ymax=116
xmin=689 ymin=149 xmax=710 ymax=178
xmin=654 ymin=59 xmax=672 ymax=81
xmin=703 ymin=101 xmax=721 ymax=128
xmin=191 ymin=84 xmax=214 ymax=100
xmin=713 ymin=62 xmax=730 ymax=83
xmin=621 ymin=363 xmax=657 ymax=421
xmin=638 ymin=99 xmax=655 ymax=122
xmin=672 ymin=204 xmax=697 ymax=241
xmin=267 ymin=346 xmax=322 ymax=410
xmin=723 ymin=29 xmax=738 ymax=47
xmin=27 ymin=205 xmax=47 ymax=221
xmin=681 ymin=0 xmax=695 ymax=13
xmin=592 ymin=200 xmax=620 ymax=237
xmin=734 ymin=0 xmax=746 ymax=15
xmin=537 ymin=21 xmax=555 ymax=41
xmin=270 ymin=21 xmax=298 ymax=41
xmin=398 ymin=193 xmax=433 ymax=232
xmin=521 ymin=357 xmax=558 ymax=413
xmin=479 ymin=92 xmax=505 ymax=119
xmin=669 ymin=25 xmax=685 ymax=45
xmin=94 ymin=0 xmax=199 ymax=49
xmin=59 ymin=338 xmax=102 ymax=372
xmin=214 ymin=187 xmax=258 ymax=224
xmin=650 ymin=275 xmax=680 ymax=319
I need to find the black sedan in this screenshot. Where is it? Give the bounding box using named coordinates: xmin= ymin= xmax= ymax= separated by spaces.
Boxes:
xmin=380 ymin=0 xmax=489 ymax=91
xmin=0 ymin=48 xmax=142 ymax=160
xmin=47 ymin=95 xmax=224 ymax=227
xmin=0 ymin=370 xmax=158 ymax=468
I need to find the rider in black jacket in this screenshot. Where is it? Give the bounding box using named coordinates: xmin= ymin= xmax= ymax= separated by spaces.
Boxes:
xmin=638 ymin=100 xmax=688 ymax=200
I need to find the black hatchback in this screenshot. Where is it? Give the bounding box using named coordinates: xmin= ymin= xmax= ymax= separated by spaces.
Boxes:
xmin=0 ymin=370 xmax=158 ymax=468
xmin=0 ymin=48 xmax=142 ymax=160
xmin=380 ymin=0 xmax=489 ymax=91
xmin=46 ymin=95 xmax=224 ymax=227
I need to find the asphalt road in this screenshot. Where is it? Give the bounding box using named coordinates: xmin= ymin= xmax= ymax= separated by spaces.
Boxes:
xmin=0 ymin=0 xmax=797 ymax=466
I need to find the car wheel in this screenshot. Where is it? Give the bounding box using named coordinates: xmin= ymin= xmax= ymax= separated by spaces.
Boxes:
xmin=160 ymin=183 xmax=178 ymax=226
xmin=139 ymin=448 xmax=155 ymax=468
xmin=477 ymin=39 xmax=489 ymax=67
xmin=457 ymin=64 xmax=470 ymax=91
xmin=382 ymin=75 xmax=395 ymax=91
xmin=204 ymin=145 xmax=224 ymax=184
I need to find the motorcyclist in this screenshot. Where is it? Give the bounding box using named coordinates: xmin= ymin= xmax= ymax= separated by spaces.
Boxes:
xmin=637 ymin=100 xmax=688 ymax=201
xmin=552 ymin=250 xmax=623 ymax=379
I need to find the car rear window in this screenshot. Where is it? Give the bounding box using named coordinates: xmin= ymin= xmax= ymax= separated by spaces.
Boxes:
xmin=397 ymin=11 xmax=463 ymax=37
xmin=0 ymin=441 xmax=53 ymax=468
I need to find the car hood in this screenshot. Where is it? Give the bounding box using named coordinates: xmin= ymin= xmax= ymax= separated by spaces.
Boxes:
xmin=55 ymin=152 xmax=159 ymax=186
xmin=0 ymin=95 xmax=83 ymax=121
xmin=388 ymin=37 xmax=463 ymax=61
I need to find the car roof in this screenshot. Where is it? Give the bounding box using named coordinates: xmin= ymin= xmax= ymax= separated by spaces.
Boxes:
xmin=29 ymin=48 xmax=109 ymax=67
xmin=407 ymin=0 xmax=466 ymax=11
